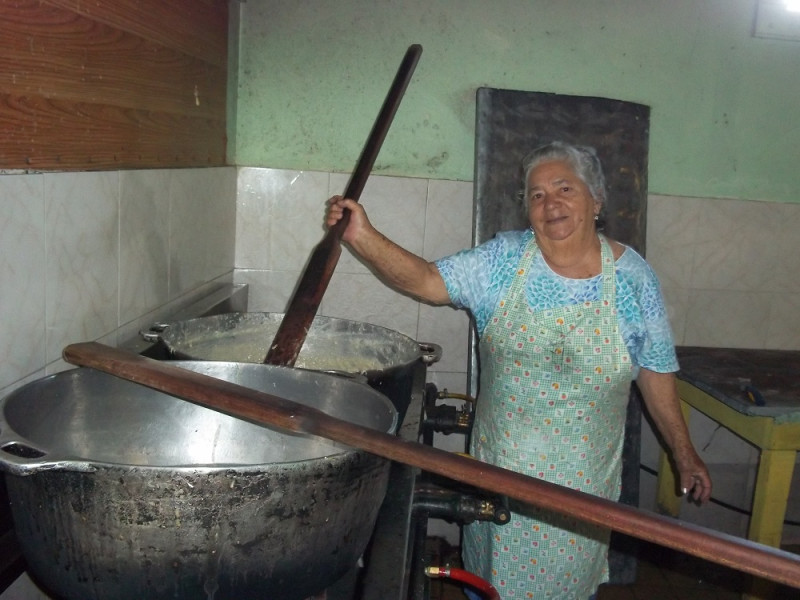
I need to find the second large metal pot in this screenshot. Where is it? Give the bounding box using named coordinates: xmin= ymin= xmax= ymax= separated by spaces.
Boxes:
xmin=143 ymin=312 xmax=441 ymax=420
xmin=0 ymin=362 xmax=397 ymax=600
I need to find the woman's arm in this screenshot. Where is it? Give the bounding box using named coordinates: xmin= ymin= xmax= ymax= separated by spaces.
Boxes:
xmin=636 ymin=367 xmax=713 ymax=504
xmin=326 ymin=196 xmax=451 ymax=305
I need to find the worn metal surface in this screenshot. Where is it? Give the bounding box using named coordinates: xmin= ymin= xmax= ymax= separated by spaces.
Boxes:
xmin=0 ymin=363 xmax=395 ymax=600
xmin=0 ymin=284 xmax=248 ymax=596
xmin=473 ymin=87 xmax=650 ymax=253
xmin=339 ymin=358 xmax=428 ymax=600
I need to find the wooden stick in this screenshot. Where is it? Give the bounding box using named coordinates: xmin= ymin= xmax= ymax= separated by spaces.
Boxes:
xmin=264 ymin=44 xmax=422 ymax=367
xmin=63 ymin=342 xmax=800 ymax=590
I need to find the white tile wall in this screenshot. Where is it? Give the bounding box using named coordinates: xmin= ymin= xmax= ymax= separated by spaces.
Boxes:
xmin=0 ymin=167 xmax=237 ymax=395
xmin=233 ymin=168 xmax=475 ymax=385
xmin=647 ymin=194 xmax=800 ymax=350
xmin=647 ymin=194 xmax=800 ymax=538
xmin=119 ymin=169 xmax=171 ymax=323
xmin=0 ymin=176 xmax=46 ymax=390
xmin=0 ymin=166 xmax=239 ymax=599
xmin=44 ymin=171 xmax=120 ymax=364
xmin=170 ymin=168 xmax=238 ymax=295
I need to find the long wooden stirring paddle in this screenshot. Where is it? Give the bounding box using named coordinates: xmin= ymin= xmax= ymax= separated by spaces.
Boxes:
xmin=264 ymin=44 xmax=422 ymax=367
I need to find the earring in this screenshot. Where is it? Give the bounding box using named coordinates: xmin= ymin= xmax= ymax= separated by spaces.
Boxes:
xmin=594 ymin=215 xmax=599 ymax=221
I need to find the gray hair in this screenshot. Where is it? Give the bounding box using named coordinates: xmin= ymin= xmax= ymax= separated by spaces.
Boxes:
xmin=521 ymin=141 xmax=607 ymax=206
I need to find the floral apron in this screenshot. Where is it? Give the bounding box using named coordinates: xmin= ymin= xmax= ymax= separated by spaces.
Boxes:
xmin=463 ymin=234 xmax=633 ymax=599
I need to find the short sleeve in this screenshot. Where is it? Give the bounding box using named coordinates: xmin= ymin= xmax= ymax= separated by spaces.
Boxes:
xmin=435 ymin=230 xmax=529 ymax=333
xmin=614 ymin=251 xmax=679 ymax=373
xmin=436 ymin=232 xmax=678 ymax=373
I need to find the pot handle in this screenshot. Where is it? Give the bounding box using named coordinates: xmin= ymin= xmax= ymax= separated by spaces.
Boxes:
xmin=139 ymin=322 xmax=171 ymax=344
xmin=418 ymin=342 xmax=443 ymax=366
xmin=0 ymin=438 xmax=94 ymax=476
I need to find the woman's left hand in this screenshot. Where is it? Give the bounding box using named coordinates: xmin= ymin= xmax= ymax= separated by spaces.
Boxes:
xmin=637 ymin=368 xmax=713 ymax=504
xmin=671 ymin=443 xmax=713 ymax=504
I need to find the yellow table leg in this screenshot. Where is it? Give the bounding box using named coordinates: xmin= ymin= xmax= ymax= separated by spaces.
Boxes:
xmin=655 ymin=400 xmax=691 ymax=517
xmin=748 ymin=449 xmax=796 ymax=547
xmin=742 ymin=449 xmax=796 ymax=600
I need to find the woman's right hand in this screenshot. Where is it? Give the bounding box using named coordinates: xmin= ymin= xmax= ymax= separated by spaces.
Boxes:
xmin=325 ymin=195 xmax=371 ymax=244
xmin=324 ymin=195 xmax=450 ymax=305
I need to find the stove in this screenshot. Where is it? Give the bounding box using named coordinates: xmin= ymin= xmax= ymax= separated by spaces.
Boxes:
xmin=325 ymin=368 xmax=500 ymax=600
xmin=322 ymin=345 xmax=431 ymax=600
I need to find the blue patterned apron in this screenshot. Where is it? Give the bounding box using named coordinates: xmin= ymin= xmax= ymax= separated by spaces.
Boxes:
xmin=463 ymin=234 xmax=633 ymax=599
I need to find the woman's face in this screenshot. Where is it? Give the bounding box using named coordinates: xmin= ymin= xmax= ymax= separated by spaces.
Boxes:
xmin=526 ymin=159 xmax=601 ymax=243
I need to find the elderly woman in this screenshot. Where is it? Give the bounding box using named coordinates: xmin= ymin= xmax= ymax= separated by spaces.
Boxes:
xmin=325 ymin=141 xmax=711 ymax=600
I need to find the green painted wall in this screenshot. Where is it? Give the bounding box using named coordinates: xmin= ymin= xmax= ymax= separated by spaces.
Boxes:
xmin=232 ymin=0 xmax=800 ymax=203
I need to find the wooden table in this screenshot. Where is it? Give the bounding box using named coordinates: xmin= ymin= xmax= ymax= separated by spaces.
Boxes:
xmin=656 ymin=346 xmax=800 ymax=598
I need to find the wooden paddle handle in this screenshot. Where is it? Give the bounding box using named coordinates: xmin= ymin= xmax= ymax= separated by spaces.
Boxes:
xmin=63 ymin=341 xmax=800 ymax=590
xmin=265 ymin=44 xmax=423 ymax=367
xmin=335 ymin=44 xmax=423 ymax=237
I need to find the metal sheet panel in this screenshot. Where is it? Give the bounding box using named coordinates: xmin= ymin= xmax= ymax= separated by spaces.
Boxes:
xmin=473 ymin=87 xmax=649 ymax=252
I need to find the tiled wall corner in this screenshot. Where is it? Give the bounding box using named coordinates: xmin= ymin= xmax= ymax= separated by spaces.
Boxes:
xmin=119 ymin=169 xmax=171 ymax=324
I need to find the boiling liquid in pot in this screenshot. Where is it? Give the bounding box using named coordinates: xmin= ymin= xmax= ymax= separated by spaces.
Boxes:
xmin=179 ymin=319 xmax=407 ymax=373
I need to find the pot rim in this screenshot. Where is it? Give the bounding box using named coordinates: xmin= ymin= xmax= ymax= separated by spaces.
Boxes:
xmin=0 ymin=362 xmax=397 ymax=476
xmin=143 ymin=312 xmax=442 ymax=370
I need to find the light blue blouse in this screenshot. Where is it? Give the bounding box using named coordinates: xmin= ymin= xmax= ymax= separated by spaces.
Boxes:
xmin=435 ymin=229 xmax=678 ymax=373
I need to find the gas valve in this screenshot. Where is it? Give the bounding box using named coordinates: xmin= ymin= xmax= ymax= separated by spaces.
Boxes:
xmin=421 ymin=383 xmax=474 ymax=444
xmin=413 ymin=482 xmax=510 ymax=526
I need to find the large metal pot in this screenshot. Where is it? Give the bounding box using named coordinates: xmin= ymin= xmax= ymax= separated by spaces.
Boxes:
xmin=143 ymin=312 xmax=441 ymax=421
xmin=0 ymin=362 xmax=397 ymax=600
